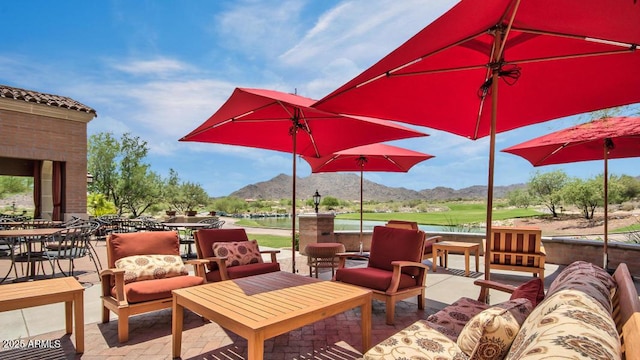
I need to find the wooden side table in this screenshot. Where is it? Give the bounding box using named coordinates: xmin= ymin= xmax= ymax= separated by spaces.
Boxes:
xmin=304 ymin=243 xmax=345 ymax=278
xmin=432 ymin=241 xmax=480 ymax=277
xmin=0 ymin=277 xmax=84 ymax=353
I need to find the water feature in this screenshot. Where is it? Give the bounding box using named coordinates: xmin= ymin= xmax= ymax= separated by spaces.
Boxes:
xmin=246 ymin=217 xmax=482 ymax=233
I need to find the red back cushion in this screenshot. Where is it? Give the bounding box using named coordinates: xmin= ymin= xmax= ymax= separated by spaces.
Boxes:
xmin=194 ymin=228 xmax=249 ymax=270
xmin=108 ymin=231 xmax=180 ymax=268
xmin=368 ymin=226 xmax=425 ymax=276
xmin=509 ymin=278 xmax=545 ymax=307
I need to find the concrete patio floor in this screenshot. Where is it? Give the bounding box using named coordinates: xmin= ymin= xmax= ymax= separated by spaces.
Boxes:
xmin=0 ymin=235 xmax=603 ymax=359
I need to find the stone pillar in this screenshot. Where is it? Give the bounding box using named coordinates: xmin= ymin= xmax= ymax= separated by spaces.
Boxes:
xmin=299 ymin=213 xmax=335 ymax=255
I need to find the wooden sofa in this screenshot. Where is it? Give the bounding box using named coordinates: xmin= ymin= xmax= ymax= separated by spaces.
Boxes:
xmin=487 ymin=226 xmax=546 ymax=281
xmin=363 ymin=261 xmax=640 ymax=359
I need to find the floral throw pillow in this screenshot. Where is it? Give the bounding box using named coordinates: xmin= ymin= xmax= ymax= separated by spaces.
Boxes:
xmin=212 ymin=240 xmax=264 ymax=268
xmin=457 ymin=298 xmax=533 ymax=360
xmin=114 ymin=254 xmax=188 ymax=284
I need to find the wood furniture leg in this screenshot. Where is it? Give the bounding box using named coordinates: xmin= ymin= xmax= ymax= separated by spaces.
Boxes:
xmin=475 ymin=245 xmax=479 ymax=273
xmin=73 ymin=291 xmax=84 ymax=353
xmin=362 ymin=298 xmax=372 ymax=351
xmin=464 ymin=249 xmax=470 ymax=276
xmin=172 ymin=296 xmax=184 ymax=359
xmin=248 ymin=331 xmax=265 ymax=360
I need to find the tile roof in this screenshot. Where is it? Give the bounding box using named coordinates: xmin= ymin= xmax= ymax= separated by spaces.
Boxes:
xmin=0 ymin=84 xmax=97 ymax=115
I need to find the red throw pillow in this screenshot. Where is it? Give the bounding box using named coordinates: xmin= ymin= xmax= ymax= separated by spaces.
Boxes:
xmin=509 ymin=278 xmax=545 ymax=307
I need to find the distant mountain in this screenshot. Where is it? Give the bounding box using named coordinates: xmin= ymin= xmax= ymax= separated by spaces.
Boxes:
xmin=229 ymin=173 xmax=526 ymax=202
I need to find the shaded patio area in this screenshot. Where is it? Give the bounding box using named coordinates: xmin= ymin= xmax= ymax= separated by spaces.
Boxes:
xmin=0 ymin=234 xmax=635 ymax=359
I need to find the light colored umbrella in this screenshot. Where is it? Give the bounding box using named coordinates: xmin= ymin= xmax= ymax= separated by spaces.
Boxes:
xmin=181 ymin=88 xmax=427 ymax=272
xmin=303 ymin=143 xmax=433 ymax=250
xmin=315 ymin=0 xmax=640 ymax=278
xmin=502 ymin=116 xmax=640 ymax=269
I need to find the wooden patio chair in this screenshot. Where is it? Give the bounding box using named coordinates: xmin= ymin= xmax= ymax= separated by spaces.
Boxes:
xmin=486 ymin=226 xmax=546 ymax=281
xmin=193 ymin=228 xmax=280 ymax=282
xmin=334 ymin=225 xmax=428 ymax=325
xmin=100 ymin=231 xmax=206 ymax=342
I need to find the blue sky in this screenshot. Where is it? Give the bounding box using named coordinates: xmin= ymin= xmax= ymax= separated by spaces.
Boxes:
xmin=1 ymin=0 xmax=638 ymax=197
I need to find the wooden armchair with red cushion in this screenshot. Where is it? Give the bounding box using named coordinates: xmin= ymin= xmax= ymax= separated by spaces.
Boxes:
xmin=334 ymin=226 xmax=428 ymax=325
xmin=100 ymin=231 xmax=206 ymax=343
xmin=193 ymin=228 xmax=280 ymax=282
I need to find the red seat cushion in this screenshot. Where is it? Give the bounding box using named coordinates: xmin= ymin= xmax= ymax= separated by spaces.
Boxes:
xmin=114 ymin=275 xmax=204 ymax=303
xmin=335 ymin=267 xmax=419 ymax=292
xmin=205 ymin=262 xmax=281 ymax=282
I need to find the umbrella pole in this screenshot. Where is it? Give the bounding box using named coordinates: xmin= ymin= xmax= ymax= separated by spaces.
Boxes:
xmin=603 ymin=143 xmax=609 ymax=270
xmin=359 ymin=168 xmax=364 ymax=254
xmin=291 ymin=129 xmax=297 ymax=273
xmin=483 ymin=59 xmax=501 ymax=283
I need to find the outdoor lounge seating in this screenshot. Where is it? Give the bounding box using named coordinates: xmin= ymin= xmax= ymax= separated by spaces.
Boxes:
xmin=193 ymin=228 xmax=280 ymax=282
xmin=363 ymin=261 xmax=640 ymax=360
xmin=99 ymin=231 xmax=206 ymax=343
xmin=334 ymin=225 xmax=428 ymax=325
xmin=486 ymin=226 xmax=546 ymax=281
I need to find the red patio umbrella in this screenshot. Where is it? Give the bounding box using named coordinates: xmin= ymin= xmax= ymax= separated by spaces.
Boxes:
xmin=303 ymin=143 xmax=433 ymax=251
xmin=180 ymin=88 xmax=427 ymax=273
xmin=315 ymin=0 xmax=640 ymax=278
xmin=502 ymin=116 xmax=640 ymax=269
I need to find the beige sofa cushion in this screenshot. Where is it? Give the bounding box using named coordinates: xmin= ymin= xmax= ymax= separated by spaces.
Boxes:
xmin=457 ymin=298 xmax=533 ymax=360
xmin=364 ymin=319 xmax=469 ymax=360
xmin=546 ymin=260 xmax=616 ymax=313
xmin=505 ymin=289 xmax=621 ymax=360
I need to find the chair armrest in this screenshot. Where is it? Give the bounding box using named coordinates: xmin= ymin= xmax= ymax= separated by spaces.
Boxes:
xmin=387 ymin=260 xmax=429 ymax=294
xmin=200 ymin=256 xmax=230 ymax=281
xmin=336 ymin=252 xmax=369 ymax=268
xmin=185 ymin=259 xmax=209 ymax=281
xmin=474 ymin=279 xmax=517 ymax=303
xmin=99 ymin=268 xmax=128 ymax=305
xmin=259 ymin=249 xmax=280 ymax=263
xmin=425 ymin=235 xmax=442 ymax=244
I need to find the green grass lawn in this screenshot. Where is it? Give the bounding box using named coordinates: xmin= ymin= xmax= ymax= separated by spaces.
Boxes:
xmin=336 ymin=203 xmax=542 ymax=225
xmin=249 ymin=233 xmax=291 ymax=248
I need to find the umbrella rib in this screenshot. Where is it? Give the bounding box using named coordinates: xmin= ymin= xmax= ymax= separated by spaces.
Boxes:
xmin=350 ymin=31 xmax=489 ymax=89
xmin=382 ymin=155 xmax=403 ymax=171
xmin=516 ymin=28 xmax=637 ymax=49
xmin=496 ymin=0 xmax=521 ymax=60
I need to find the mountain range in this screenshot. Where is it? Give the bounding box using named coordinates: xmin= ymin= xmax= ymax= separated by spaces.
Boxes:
xmin=229 ymin=173 xmax=526 ymax=202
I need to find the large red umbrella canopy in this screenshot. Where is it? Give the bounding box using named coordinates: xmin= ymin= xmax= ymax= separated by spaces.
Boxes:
xmin=315 ymin=0 xmax=640 ymax=278
xmin=181 ymin=88 xmax=427 ymax=272
xmin=502 ymin=116 xmax=640 ymax=268
xmin=303 ymin=143 xmax=433 ymax=250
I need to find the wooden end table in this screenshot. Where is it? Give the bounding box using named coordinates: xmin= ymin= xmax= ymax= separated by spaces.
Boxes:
xmin=432 ymin=241 xmax=480 ymax=277
xmin=0 ymin=277 xmax=84 ymax=353
xmin=172 ymin=271 xmax=372 ymax=359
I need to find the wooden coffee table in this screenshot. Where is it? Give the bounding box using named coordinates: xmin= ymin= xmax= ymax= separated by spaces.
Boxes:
xmin=432 ymin=241 xmax=480 ymax=277
xmin=172 ymin=271 xmax=372 ymax=359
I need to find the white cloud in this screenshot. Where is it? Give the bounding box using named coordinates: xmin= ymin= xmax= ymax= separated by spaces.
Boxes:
xmin=213 ymin=0 xmax=306 ymax=59
xmin=110 ymin=58 xmax=193 ymax=76
xmin=279 ymin=0 xmax=459 ymax=95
